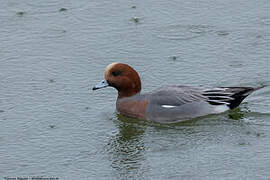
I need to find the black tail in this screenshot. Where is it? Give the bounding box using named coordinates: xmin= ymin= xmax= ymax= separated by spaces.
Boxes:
xmin=221 ymin=86 xmax=265 ymax=109
xmin=203 ymin=85 xmax=265 ymax=109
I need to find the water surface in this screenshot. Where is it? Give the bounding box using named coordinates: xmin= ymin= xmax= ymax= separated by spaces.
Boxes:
xmin=1 ymin=0 xmax=270 ymax=179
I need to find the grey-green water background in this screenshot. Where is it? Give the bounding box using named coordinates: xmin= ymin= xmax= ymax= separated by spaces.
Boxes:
xmin=1 ymin=0 xmax=270 ymax=179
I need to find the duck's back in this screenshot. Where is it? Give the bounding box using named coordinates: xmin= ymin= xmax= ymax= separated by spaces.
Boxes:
xmin=145 ymin=85 xmax=260 ymax=123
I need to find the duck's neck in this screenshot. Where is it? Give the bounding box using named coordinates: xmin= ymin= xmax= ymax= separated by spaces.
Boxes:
xmin=118 ymin=91 xmax=140 ymax=99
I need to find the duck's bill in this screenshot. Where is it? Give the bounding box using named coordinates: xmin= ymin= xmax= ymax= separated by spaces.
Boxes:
xmin=93 ymin=80 xmax=109 ymax=90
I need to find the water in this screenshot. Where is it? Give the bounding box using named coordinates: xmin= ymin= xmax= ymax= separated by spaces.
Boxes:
xmin=1 ymin=0 xmax=270 ymax=179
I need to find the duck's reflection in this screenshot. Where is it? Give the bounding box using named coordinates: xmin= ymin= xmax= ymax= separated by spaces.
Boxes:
xmin=106 ymin=114 xmax=148 ymax=178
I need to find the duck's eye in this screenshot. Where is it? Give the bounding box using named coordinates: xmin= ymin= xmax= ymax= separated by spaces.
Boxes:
xmin=112 ymin=70 xmax=121 ymax=76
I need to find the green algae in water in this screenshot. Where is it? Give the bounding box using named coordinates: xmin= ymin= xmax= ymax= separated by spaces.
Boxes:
xmin=16 ymin=11 xmax=26 ymax=17
xmin=238 ymin=141 xmax=250 ymax=146
xmin=217 ymin=31 xmax=229 ymax=36
xmin=131 ymin=17 xmax=139 ymax=23
xmin=172 ymin=56 xmax=177 ymax=61
xmin=228 ymin=108 xmax=245 ymax=120
xmin=49 ymin=79 xmax=55 ymax=83
xmin=49 ymin=125 xmax=55 ymax=128
xmin=59 ymin=8 xmax=67 ymax=12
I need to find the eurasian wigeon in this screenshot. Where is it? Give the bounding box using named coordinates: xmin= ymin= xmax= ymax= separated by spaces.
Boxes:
xmin=93 ymin=62 xmax=263 ymax=123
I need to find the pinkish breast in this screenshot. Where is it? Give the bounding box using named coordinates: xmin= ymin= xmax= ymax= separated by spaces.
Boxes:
xmin=116 ymin=99 xmax=149 ymax=120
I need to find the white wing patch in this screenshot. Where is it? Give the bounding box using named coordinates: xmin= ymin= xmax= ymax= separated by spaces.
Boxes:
xmin=161 ymin=105 xmax=177 ymax=108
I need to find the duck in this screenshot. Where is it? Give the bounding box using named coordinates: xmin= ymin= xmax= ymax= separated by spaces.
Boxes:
xmin=93 ymin=62 xmax=263 ymax=123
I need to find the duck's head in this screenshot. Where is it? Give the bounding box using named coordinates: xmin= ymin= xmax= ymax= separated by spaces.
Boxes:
xmin=93 ymin=63 xmax=141 ymax=98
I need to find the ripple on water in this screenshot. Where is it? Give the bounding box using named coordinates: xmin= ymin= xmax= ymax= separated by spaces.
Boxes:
xmin=25 ymin=0 xmax=85 ymax=15
xmin=242 ymin=111 xmax=270 ymax=126
xmin=26 ymin=0 xmax=62 ymax=8
xmin=248 ymin=32 xmax=270 ymax=47
xmin=228 ymin=60 xmax=244 ymax=68
xmin=40 ymin=28 xmax=67 ymax=39
xmin=154 ymin=24 xmax=215 ymax=41
xmin=260 ymin=17 xmax=270 ymax=26
xmin=216 ymin=30 xmax=230 ymax=36
xmin=69 ymin=2 xmax=108 ymax=24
